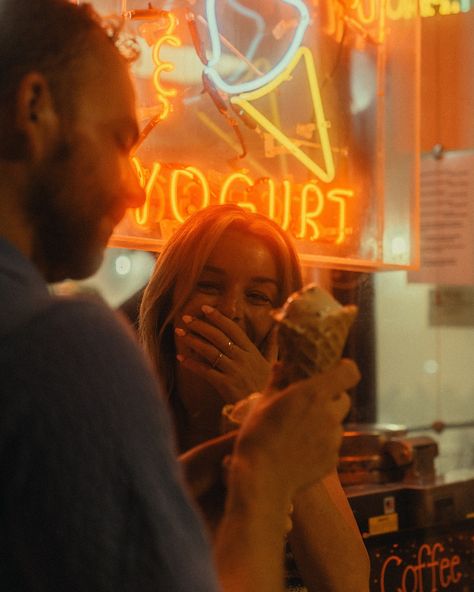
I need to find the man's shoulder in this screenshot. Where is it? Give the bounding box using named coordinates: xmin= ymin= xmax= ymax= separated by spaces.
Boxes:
xmin=0 ymin=293 xmax=172 ymax=447
xmin=32 ymin=295 xmax=136 ymax=340
xmin=1 ymin=295 xmax=156 ymax=399
xmin=10 ymin=292 xmax=126 ymax=336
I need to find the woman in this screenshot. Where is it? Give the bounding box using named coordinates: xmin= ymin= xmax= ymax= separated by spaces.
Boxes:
xmin=139 ymin=204 xmax=370 ymax=592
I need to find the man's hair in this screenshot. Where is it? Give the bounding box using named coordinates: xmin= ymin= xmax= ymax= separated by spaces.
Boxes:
xmin=0 ymin=0 xmax=115 ymax=120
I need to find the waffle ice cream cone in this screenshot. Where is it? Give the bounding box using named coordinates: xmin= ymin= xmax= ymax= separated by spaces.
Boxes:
xmin=270 ymin=283 xmax=357 ymax=389
xmin=221 ymin=284 xmax=357 ymax=431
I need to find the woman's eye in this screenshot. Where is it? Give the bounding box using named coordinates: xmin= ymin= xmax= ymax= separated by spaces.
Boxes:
xmin=196 ymin=281 xmax=221 ymax=294
xmin=247 ymin=291 xmax=272 ymax=305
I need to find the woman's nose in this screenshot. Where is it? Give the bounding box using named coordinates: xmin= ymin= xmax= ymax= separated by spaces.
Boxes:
xmin=217 ymin=291 xmax=244 ymax=323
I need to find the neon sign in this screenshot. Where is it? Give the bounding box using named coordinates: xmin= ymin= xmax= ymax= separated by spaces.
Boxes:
xmin=132 ymin=6 xmax=338 ymax=214
xmin=325 ymin=0 xmax=471 ymax=32
xmin=204 ymin=0 xmax=311 ymax=95
xmin=129 ymin=157 xmax=354 ymax=245
xmin=151 ymin=12 xmax=180 ymax=122
xmin=320 ymin=0 xmax=470 ymax=41
xmin=380 ymin=542 xmax=462 ymax=592
xmin=109 ymin=0 xmax=419 ymax=270
xmin=231 ymin=46 xmax=335 ymax=184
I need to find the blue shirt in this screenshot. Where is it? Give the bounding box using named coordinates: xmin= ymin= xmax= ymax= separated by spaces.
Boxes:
xmin=0 ymin=239 xmax=219 ymax=592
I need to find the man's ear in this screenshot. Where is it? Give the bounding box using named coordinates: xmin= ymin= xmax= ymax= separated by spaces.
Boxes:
xmin=16 ymin=72 xmax=60 ymax=162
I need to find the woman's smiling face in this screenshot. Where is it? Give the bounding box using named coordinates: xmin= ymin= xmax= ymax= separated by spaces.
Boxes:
xmin=174 ymin=227 xmax=280 ymax=357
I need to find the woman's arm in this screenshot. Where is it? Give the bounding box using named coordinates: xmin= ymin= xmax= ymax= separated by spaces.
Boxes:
xmin=289 ymin=471 xmax=371 ymax=592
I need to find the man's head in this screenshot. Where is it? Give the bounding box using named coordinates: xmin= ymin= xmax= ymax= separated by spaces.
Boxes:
xmin=0 ymin=0 xmax=144 ymax=282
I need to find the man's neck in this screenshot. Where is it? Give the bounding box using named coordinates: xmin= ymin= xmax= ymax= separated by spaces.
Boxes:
xmin=0 ymin=164 xmax=33 ymax=260
xmin=0 ymin=209 xmax=33 ymax=261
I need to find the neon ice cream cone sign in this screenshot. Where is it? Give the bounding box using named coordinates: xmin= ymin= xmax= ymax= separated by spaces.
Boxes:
xmin=109 ymin=0 xmax=420 ymax=270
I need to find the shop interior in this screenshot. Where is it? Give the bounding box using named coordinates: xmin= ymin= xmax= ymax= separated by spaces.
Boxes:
xmin=56 ymin=1 xmax=474 ymax=588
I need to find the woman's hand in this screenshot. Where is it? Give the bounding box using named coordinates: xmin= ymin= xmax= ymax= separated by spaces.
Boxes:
xmin=175 ymin=305 xmax=278 ymax=403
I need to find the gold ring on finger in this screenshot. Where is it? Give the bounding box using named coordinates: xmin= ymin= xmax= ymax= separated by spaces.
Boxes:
xmin=212 ymin=351 xmax=225 ymax=369
xmin=226 ymin=339 xmax=234 ymax=354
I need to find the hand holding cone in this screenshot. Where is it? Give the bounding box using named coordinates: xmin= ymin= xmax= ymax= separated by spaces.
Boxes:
xmin=221 ymin=283 xmax=357 ymax=431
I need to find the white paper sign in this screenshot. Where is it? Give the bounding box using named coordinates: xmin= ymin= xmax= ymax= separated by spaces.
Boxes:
xmin=408 ymin=151 xmax=474 ymax=286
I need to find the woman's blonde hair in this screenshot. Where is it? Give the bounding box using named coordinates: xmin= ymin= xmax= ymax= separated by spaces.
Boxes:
xmin=139 ymin=204 xmax=303 ymax=397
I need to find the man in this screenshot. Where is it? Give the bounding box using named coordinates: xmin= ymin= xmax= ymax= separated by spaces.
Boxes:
xmin=0 ymin=2 xmax=359 ymax=591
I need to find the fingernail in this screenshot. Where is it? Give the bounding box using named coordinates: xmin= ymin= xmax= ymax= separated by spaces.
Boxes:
xmin=175 ymin=327 xmax=186 ymax=336
xmin=201 ymin=305 xmax=215 ymax=314
xmin=176 ymin=354 xmax=185 ymax=362
xmin=182 ymin=315 xmax=193 ymax=324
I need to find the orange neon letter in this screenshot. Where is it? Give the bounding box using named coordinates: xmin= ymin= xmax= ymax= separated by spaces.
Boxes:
xmin=280 ymin=180 xmax=292 ymax=231
xmin=253 ymin=177 xmax=277 ymax=220
xmin=220 ymin=173 xmax=256 ymax=212
xmin=356 ymin=0 xmax=378 ymax=24
xmin=380 ymin=554 xmax=403 ymax=592
xmin=297 ymin=182 xmax=324 ymax=240
xmin=450 ymin=555 xmax=462 ymax=585
xmin=264 ymin=178 xmax=276 ymax=220
xmin=170 ymin=167 xmax=210 ymax=223
xmin=327 ymin=188 xmax=353 ymax=244
xmin=131 ymin=158 xmax=162 ymax=227
xmin=151 ymin=12 xmax=181 ymax=121
xmin=386 ymin=0 xmax=412 ymax=19
xmin=419 ymin=0 xmax=438 ymax=16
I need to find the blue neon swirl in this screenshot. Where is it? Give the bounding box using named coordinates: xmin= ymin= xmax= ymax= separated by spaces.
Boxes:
xmin=204 ymin=0 xmax=310 ymax=95
xmin=227 ymin=0 xmax=265 ymax=82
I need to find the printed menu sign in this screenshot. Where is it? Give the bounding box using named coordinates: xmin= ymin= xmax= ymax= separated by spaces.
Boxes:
xmin=409 ymin=151 xmax=474 ymax=286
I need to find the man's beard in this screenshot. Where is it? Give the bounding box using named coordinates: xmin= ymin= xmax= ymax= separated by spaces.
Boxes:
xmin=25 ymin=140 xmax=105 ymax=283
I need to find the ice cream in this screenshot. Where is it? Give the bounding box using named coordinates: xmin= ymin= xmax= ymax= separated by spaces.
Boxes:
xmin=221 ymin=283 xmax=357 ymax=431
xmin=270 ymin=283 xmax=357 ymax=389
